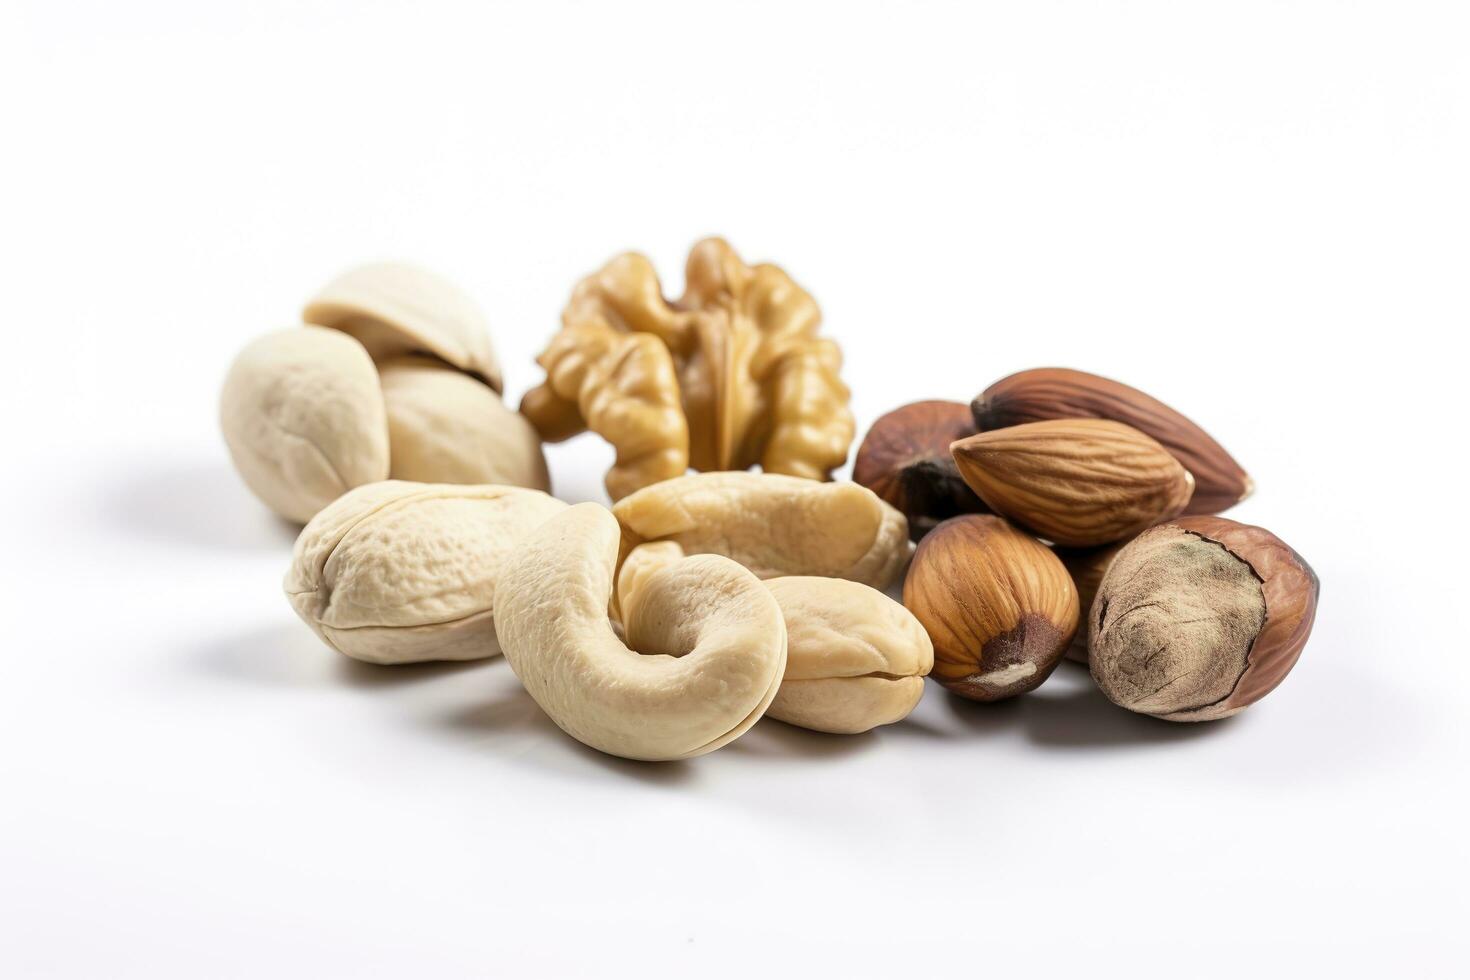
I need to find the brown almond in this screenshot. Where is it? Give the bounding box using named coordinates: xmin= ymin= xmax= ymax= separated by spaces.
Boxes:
xmin=950 ymin=419 xmax=1193 ymax=547
xmin=971 ymin=367 xmax=1251 ymax=515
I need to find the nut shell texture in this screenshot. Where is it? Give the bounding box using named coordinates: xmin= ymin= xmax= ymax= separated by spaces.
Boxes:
xmin=1089 ymin=516 xmax=1318 ymax=721
xmin=1057 ymin=542 xmax=1126 ymax=662
xmin=852 ymin=400 xmax=987 ymax=540
xmin=378 ymin=355 xmax=549 ymax=491
xmin=494 ymin=503 xmax=788 ymax=762
xmin=220 ymin=326 xmax=390 ymax=523
xmin=612 ymin=472 xmax=911 ymax=588
xmin=304 ymin=262 xmax=502 ymax=391
xmin=904 ymin=515 xmax=1079 ymax=701
xmin=951 ymin=419 xmax=1194 ymax=547
xmin=972 ymin=367 xmax=1250 ymax=515
xmin=764 ymin=577 xmax=933 ymax=734
xmin=285 ymin=481 xmax=566 ymax=664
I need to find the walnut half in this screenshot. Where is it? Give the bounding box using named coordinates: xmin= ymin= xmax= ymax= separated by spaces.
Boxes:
xmin=520 ymin=238 xmax=855 ymax=500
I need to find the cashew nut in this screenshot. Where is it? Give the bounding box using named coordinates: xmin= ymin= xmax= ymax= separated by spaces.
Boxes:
xmin=220 ymin=326 xmax=390 ymax=524
xmin=285 ymin=481 xmax=566 ymax=664
xmin=612 ymin=472 xmax=912 ymax=588
xmin=494 ymin=503 xmax=788 ymax=762
xmin=378 ymin=355 xmax=549 ymax=491
xmin=763 ymin=577 xmax=933 ymax=734
xmin=617 ymin=547 xmax=932 ymax=735
xmin=303 ymin=262 xmax=502 ymax=391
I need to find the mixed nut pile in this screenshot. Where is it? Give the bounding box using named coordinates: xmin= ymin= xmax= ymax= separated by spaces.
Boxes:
xmin=222 ymin=238 xmax=1319 ymax=762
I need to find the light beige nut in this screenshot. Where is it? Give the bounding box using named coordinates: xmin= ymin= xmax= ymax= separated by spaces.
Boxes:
xmin=304 ymin=262 xmax=502 ymax=391
xmin=285 ymin=481 xmax=566 ymax=664
xmin=763 ymin=577 xmax=933 ymax=734
xmin=520 ymin=238 xmax=855 ymax=500
xmin=494 ymin=503 xmax=788 ymax=762
xmin=612 ymin=472 xmax=911 ymax=588
xmin=377 ymin=355 xmax=549 ymax=491
xmin=220 ymin=326 xmax=390 ymax=523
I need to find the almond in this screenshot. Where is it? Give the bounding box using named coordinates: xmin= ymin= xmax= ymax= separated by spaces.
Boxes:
xmin=970 ymin=367 xmax=1251 ymax=515
xmin=950 ymin=419 xmax=1193 ymax=547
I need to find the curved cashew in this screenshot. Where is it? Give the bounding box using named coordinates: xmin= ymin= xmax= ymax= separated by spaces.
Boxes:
xmin=494 ymin=504 xmax=787 ymax=762
xmin=617 ymin=550 xmax=932 ymax=735
xmin=612 ymin=472 xmax=911 ymax=588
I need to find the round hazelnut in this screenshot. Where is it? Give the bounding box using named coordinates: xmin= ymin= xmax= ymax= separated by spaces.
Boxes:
xmin=1089 ymin=516 xmax=1319 ymax=721
xmin=903 ymin=514 xmax=1079 ymax=701
xmin=852 ymin=400 xmax=987 ymax=541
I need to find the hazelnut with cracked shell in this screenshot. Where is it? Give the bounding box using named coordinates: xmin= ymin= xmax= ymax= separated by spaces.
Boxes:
xmin=852 ymin=400 xmax=987 ymax=541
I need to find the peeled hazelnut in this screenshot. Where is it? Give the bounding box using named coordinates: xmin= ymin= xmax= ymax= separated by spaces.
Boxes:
xmin=950 ymin=419 xmax=1194 ymax=547
xmin=903 ymin=515 xmax=1079 ymax=701
xmin=852 ymin=400 xmax=987 ymax=541
xmin=972 ymin=367 xmax=1251 ymax=515
xmin=1089 ymin=516 xmax=1319 ymax=721
xmin=1056 ymin=541 xmax=1126 ymax=663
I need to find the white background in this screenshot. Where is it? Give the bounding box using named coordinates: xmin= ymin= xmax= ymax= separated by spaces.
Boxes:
xmin=2 ymin=2 xmax=1466 ymax=976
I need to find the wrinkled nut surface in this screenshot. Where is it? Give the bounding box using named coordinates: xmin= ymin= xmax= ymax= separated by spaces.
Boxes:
xmin=1090 ymin=516 xmax=1318 ymax=722
xmin=904 ymin=515 xmax=1079 ymax=701
xmin=220 ymin=326 xmax=390 ymax=524
xmin=285 ymin=481 xmax=567 ymax=664
xmin=520 ymin=238 xmax=855 ymax=500
xmin=304 ymin=262 xmax=502 ymax=391
xmin=1056 ymin=541 xmax=1126 ymax=663
xmin=378 ymin=355 xmax=549 ymax=491
xmin=972 ymin=367 xmax=1251 ymax=515
xmin=951 ymin=419 xmax=1194 ymax=547
xmin=764 ymin=577 xmax=933 ymax=735
xmin=495 ymin=503 xmax=788 ymax=762
xmin=852 ymin=400 xmax=987 ymax=541
xmin=612 ymin=472 xmax=911 ymax=588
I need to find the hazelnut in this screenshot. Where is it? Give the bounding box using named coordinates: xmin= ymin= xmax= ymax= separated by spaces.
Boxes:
xmin=852 ymin=400 xmax=987 ymax=541
xmin=1089 ymin=516 xmax=1319 ymax=721
xmin=903 ymin=514 xmax=1079 ymax=701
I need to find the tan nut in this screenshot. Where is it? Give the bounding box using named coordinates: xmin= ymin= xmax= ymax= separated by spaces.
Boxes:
xmin=494 ymin=504 xmax=788 ymax=762
xmin=520 ymin=238 xmax=854 ymax=500
xmin=377 ymin=355 xmax=549 ymax=491
xmin=763 ymin=577 xmax=933 ymax=734
xmin=304 ymin=262 xmax=502 ymax=391
xmin=220 ymin=326 xmax=390 ymax=523
xmin=285 ymin=481 xmax=566 ymax=664
xmin=612 ymin=471 xmax=911 ymax=588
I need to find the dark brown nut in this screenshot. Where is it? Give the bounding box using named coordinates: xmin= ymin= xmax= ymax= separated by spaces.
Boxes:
xmin=950 ymin=419 xmax=1194 ymax=547
xmin=1056 ymin=541 xmax=1127 ymax=663
xmin=903 ymin=515 xmax=1078 ymax=701
xmin=1089 ymin=516 xmax=1319 ymax=721
xmin=971 ymin=367 xmax=1252 ymax=515
xmin=852 ymin=400 xmax=988 ymax=541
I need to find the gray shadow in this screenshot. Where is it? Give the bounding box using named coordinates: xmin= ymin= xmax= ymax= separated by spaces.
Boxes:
xmin=105 ymin=460 xmax=299 ymax=553
xmin=729 ymin=719 xmax=879 ymax=760
xmin=940 ymin=665 xmax=1224 ymax=748
xmin=441 ymin=689 xmax=697 ymax=786
xmin=194 ymin=621 xmax=490 ymax=689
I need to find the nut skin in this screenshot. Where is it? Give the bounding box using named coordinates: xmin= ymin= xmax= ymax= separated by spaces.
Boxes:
xmin=903 ymin=515 xmax=1079 ymax=702
xmin=1089 ymin=516 xmax=1319 ymax=721
xmin=971 ymin=367 xmax=1251 ymax=515
xmin=852 ymin=400 xmax=988 ymax=541
xmin=950 ymin=418 xmax=1194 ymax=547
xmin=1055 ymin=541 xmax=1127 ymax=663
